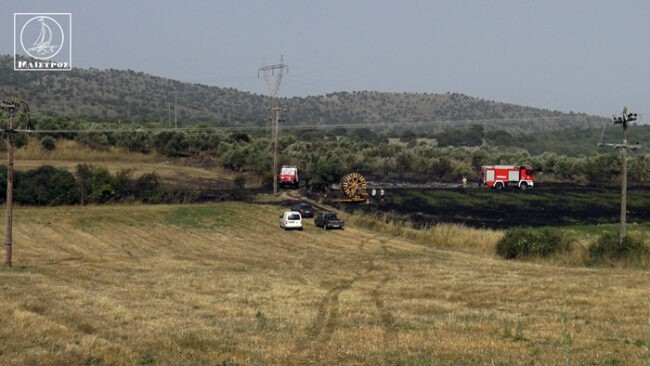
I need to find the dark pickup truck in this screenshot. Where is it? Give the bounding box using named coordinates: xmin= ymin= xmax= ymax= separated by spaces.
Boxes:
xmin=314 ymin=212 xmax=345 ymax=230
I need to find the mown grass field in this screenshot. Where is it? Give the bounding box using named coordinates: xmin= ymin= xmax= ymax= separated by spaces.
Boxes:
xmin=1 ymin=201 xmax=650 ymax=365
xmin=13 ymin=140 xmax=238 ymax=189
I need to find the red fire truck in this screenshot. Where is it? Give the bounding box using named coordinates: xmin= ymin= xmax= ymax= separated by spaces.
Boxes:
xmin=278 ymin=165 xmax=299 ymax=189
xmin=480 ymin=165 xmax=534 ymax=190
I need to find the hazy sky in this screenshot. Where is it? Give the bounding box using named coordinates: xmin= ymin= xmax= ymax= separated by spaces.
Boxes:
xmin=2 ymin=0 xmax=649 ymax=118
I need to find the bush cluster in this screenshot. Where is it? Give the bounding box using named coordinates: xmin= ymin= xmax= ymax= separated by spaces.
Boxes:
xmin=496 ymin=228 xmax=571 ymax=259
xmin=0 ymin=164 xmax=161 ymax=205
xmin=587 ymin=232 xmax=649 ymax=267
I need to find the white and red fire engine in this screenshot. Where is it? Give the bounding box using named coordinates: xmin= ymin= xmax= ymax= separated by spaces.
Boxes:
xmin=278 ymin=165 xmax=299 ymax=189
xmin=480 ymin=165 xmax=534 ymax=190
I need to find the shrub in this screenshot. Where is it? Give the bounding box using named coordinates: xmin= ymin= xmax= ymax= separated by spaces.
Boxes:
xmin=40 ymin=135 xmax=56 ymax=150
xmin=89 ymin=167 xmax=116 ymax=203
xmin=14 ymin=165 xmax=80 ymax=205
xmin=114 ymin=169 xmax=137 ymax=201
xmin=496 ymin=227 xmax=571 ymax=260
xmin=76 ymin=164 xmax=94 ymax=205
xmin=135 ymin=173 xmax=161 ymax=203
xmin=588 ymin=232 xmax=649 ymax=267
xmin=233 ymin=175 xmax=246 ymax=190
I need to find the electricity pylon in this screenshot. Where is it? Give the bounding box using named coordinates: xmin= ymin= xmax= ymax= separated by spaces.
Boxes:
xmin=258 ymin=56 xmax=288 ymax=195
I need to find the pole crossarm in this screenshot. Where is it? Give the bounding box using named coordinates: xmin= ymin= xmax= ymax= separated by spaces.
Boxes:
xmin=0 ymin=98 xmax=29 ymax=113
xmin=258 ymin=62 xmax=288 ymax=72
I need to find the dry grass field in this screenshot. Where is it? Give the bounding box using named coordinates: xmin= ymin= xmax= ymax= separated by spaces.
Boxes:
xmin=13 ymin=140 xmax=237 ymax=189
xmin=1 ymin=201 xmax=650 ymax=365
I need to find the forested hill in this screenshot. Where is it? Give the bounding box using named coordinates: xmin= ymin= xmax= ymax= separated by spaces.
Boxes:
xmin=1 ymin=55 xmax=606 ymax=132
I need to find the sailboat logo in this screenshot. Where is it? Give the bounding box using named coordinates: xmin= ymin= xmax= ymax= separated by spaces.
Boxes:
xmin=20 ymin=16 xmax=64 ymax=60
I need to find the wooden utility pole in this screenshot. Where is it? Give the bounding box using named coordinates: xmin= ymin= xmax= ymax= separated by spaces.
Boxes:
xmin=5 ymin=109 xmax=14 ymax=267
xmin=620 ymin=120 xmax=628 ymax=243
xmin=174 ymin=95 xmax=178 ymax=129
xmin=0 ymin=99 xmax=27 ymax=267
xmin=269 ymin=106 xmax=287 ymax=195
xmin=601 ymin=107 xmax=638 ymax=244
xmin=272 ymin=107 xmax=280 ymax=195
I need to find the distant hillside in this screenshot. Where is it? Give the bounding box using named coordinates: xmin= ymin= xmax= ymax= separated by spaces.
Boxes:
xmin=1 ymin=55 xmax=606 ymax=132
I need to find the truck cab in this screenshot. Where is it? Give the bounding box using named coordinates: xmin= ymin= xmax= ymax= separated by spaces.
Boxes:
xmin=518 ymin=166 xmax=534 ymax=186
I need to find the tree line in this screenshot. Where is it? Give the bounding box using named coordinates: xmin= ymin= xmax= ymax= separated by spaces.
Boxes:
xmin=3 ymin=114 xmax=650 ymax=200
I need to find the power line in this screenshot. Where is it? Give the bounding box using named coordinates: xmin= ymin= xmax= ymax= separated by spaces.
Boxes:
xmin=283 ymin=116 xmax=605 ymax=130
xmin=15 ymin=127 xmax=237 ymax=134
xmin=12 ymin=115 xmax=607 ymax=135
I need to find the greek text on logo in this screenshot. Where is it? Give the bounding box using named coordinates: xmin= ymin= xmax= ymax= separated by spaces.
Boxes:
xmin=14 ymin=13 xmax=72 ymax=71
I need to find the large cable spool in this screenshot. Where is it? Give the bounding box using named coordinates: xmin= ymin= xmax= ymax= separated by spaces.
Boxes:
xmin=340 ymin=172 xmax=369 ymax=201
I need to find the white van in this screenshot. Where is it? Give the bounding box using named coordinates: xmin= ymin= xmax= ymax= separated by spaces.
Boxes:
xmin=280 ymin=211 xmax=303 ymax=230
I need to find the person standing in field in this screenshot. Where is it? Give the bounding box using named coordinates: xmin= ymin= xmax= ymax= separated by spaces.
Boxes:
xmin=380 ymin=188 xmax=384 ymax=202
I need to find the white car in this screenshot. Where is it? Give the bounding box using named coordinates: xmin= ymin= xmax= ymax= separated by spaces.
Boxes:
xmin=280 ymin=211 xmax=303 ymax=230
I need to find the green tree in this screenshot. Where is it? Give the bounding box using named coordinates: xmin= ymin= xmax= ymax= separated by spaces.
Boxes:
xmin=114 ymin=169 xmax=135 ymax=200
xmin=585 ymin=153 xmax=620 ymax=183
xmin=629 ymin=154 xmax=650 ymax=183
xmin=486 ymin=129 xmax=513 ymax=146
xmin=306 ymin=153 xmax=344 ymax=187
xmin=76 ymin=132 xmax=111 ymax=149
xmin=76 ymin=164 xmax=94 ymax=205
xmin=135 ymin=173 xmax=161 ymax=203
xmin=228 ymin=131 xmax=251 ymax=143
xmin=395 ymin=151 xmax=415 ymax=179
xmin=471 ymin=149 xmax=490 ymax=170
xmin=40 ymin=135 xmax=56 ymax=151
xmin=431 ymin=157 xmax=453 ymax=180
xmin=90 ymin=167 xmax=116 ymax=203
xmin=115 ymin=130 xmax=151 ymax=153
xmin=221 ymin=145 xmax=251 ymax=172
xmin=14 ymin=165 xmax=79 ymax=205
xmin=154 ymin=131 xmax=189 ymax=157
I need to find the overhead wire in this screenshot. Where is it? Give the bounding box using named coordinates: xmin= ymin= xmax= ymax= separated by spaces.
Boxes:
xmin=12 ymin=114 xmax=606 ymax=135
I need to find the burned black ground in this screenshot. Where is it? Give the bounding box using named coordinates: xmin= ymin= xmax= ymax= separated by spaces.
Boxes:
xmin=342 ymin=184 xmax=650 ymax=229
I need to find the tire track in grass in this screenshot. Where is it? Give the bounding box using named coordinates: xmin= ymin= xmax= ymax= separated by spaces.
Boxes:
xmin=295 ymin=272 xmax=361 ymax=362
xmin=294 ymin=232 xmax=407 ymax=363
xmin=290 ymin=232 xmax=383 ymax=361
xmin=360 ymin=235 xmax=402 ymax=360
xmin=373 ymin=239 xmax=401 ymax=360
